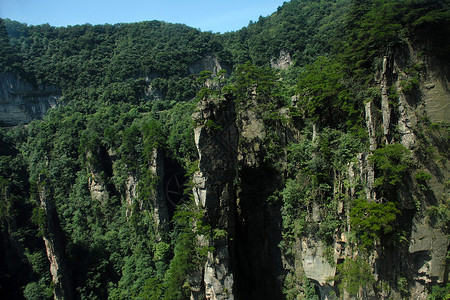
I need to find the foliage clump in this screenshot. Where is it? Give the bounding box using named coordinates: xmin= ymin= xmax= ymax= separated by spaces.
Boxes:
xmin=336 ymin=257 xmax=375 ymax=297
xmin=369 ymin=143 xmax=411 ymax=190
xmin=350 ymin=198 xmax=400 ymax=249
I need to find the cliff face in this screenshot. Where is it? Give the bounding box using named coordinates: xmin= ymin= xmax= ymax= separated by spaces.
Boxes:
xmin=0 ymin=73 xmax=61 ymax=126
xmin=189 ymin=55 xmax=231 ymax=77
xmin=192 ymin=96 xmax=238 ymax=299
xmin=287 ymin=44 xmax=448 ymax=300
xmin=15 ymin=45 xmax=445 ymax=300
xmin=394 ymin=44 xmax=449 ymax=299
xmin=192 ymin=80 xmax=289 ymax=298
xmin=232 ymin=88 xmax=286 ymax=300
xmin=189 ymin=42 xmax=449 ymax=299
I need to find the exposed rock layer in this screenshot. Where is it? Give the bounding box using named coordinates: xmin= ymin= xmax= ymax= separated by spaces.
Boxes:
xmin=0 ymin=73 xmax=61 ymax=126
xmin=192 ymin=96 xmax=238 ymax=299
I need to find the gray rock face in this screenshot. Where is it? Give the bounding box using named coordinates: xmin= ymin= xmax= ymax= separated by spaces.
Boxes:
xmin=189 ymin=41 xmax=449 ymax=299
xmin=148 ymin=148 xmax=170 ymax=239
xmin=192 ymin=96 xmax=238 ymax=299
xmin=300 ymin=238 xmax=335 ymax=286
xmin=421 ymin=64 xmax=449 ymax=124
xmin=271 ymin=50 xmax=293 ymax=69
xmin=292 ymin=43 xmax=449 ymax=299
xmin=0 ymin=73 xmax=61 ymax=126
xmin=364 ymin=101 xmax=378 ymax=152
xmin=384 ymin=44 xmax=449 ymax=298
xmin=381 ymin=56 xmax=393 ymax=144
xmin=189 ymin=55 xmax=230 ymax=77
xmin=409 ymin=216 xmax=449 ymax=285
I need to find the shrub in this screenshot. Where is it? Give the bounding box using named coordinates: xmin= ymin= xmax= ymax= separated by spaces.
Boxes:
xmin=415 ymin=169 xmax=432 ymax=190
xmin=350 ymin=198 xmax=400 ymax=249
xmin=336 ymin=257 xmax=375 ymax=296
xmin=428 ymin=283 xmax=450 ymax=300
xmin=369 ymin=143 xmax=410 ymax=189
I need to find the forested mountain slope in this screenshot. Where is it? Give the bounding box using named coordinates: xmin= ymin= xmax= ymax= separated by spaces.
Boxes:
xmin=0 ymin=0 xmax=449 ymax=299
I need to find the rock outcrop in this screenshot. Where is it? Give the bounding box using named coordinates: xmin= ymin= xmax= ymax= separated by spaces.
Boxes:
xmin=192 ymin=95 xmax=238 ymax=299
xmin=300 ymin=238 xmax=336 ymax=287
xmin=409 ymin=216 xmax=449 ymax=285
xmin=381 ymin=56 xmax=394 ymax=144
xmin=271 ymin=50 xmax=293 ymax=70
xmin=188 ymin=41 xmax=449 ymax=299
xmin=0 ymin=73 xmax=61 ymax=126
xmin=403 ymin=47 xmax=450 ymax=298
xmin=149 ymin=148 xmax=170 ymax=239
xmin=191 ymin=78 xmax=290 ymax=298
xmin=37 ymin=174 xmax=74 ymax=300
xmin=189 ymin=55 xmax=231 ymax=77
xmin=233 ymin=88 xmax=285 ymax=300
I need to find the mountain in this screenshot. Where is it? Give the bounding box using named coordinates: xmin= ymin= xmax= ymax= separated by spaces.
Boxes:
xmin=0 ymin=0 xmax=449 ymax=299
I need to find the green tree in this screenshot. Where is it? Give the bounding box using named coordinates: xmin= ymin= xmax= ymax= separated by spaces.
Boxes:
xmin=336 ymin=257 xmax=375 ymax=296
xmin=369 ymin=143 xmax=410 ymax=190
xmin=350 ymin=198 xmax=400 ymax=249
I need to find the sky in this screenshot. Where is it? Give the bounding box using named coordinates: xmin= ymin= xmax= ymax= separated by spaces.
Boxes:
xmin=1 ymin=0 xmax=288 ymax=33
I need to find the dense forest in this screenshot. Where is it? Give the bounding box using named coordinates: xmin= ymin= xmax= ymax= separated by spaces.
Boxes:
xmin=0 ymin=0 xmax=449 ymax=299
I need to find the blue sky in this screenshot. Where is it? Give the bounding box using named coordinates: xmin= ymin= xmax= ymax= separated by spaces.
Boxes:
xmin=1 ymin=0 xmax=288 ymax=33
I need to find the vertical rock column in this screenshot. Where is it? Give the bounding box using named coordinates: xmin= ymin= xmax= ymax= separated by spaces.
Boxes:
xmin=233 ymin=90 xmax=285 ymax=299
xmin=381 ymin=56 xmax=393 ymax=144
xmin=192 ymin=96 xmax=238 ymax=299
xmin=37 ymin=174 xmax=74 ymax=300
xmin=149 ymin=148 xmax=169 ymax=239
xmin=363 ymin=101 xmax=377 ymax=202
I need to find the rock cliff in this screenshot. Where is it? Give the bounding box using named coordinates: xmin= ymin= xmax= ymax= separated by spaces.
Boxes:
xmin=191 ymin=79 xmax=289 ymax=298
xmin=0 ymin=73 xmax=61 ymax=126
xmin=189 ymin=55 xmax=231 ymax=77
xmin=192 ymin=95 xmax=238 ymax=299
xmin=188 ymin=42 xmax=449 ymax=299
